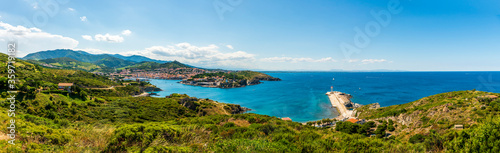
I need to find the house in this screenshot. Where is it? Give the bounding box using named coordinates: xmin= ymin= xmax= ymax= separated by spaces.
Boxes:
xmin=346 ymin=118 xmax=359 ymax=124
xmin=346 ymin=118 xmax=365 ymax=124
xmin=58 ymin=83 xmax=74 ymax=92
xmin=281 ymin=117 xmax=292 ymax=121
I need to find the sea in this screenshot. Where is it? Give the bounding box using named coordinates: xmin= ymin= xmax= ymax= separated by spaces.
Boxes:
xmin=148 ymin=72 xmax=500 ymax=122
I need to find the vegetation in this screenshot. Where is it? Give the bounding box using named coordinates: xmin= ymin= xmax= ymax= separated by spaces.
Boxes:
xmin=192 ymin=71 xmax=280 ymax=81
xmin=123 ymin=61 xmax=191 ymax=70
xmin=23 ymin=49 xmax=166 ymax=64
xmin=93 ymin=56 xmax=136 ymax=68
xmin=27 ymin=57 xmax=114 ymax=73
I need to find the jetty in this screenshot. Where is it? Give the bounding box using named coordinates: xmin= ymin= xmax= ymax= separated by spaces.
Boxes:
xmin=327 ymin=91 xmax=355 ymax=119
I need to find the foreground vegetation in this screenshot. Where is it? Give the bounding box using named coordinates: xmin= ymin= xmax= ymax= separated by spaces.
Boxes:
xmin=1 ymin=53 xmax=500 ymax=152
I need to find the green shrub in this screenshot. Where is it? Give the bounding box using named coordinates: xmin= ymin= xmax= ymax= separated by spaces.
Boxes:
xmin=409 ymin=134 xmax=425 ymax=144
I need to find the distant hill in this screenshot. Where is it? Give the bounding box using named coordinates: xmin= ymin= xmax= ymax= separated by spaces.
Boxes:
xmin=23 ymin=49 xmax=170 ymax=65
xmin=27 ymin=57 xmax=114 ymax=73
xmin=109 ymin=54 xmax=170 ymax=63
xmin=122 ymin=61 xmax=192 ymax=70
xmin=23 ymin=49 xmax=108 ymax=63
xmin=22 ymin=49 xmax=196 ymax=71
xmin=93 ymin=56 xmax=137 ymax=68
xmin=0 ymin=53 xmax=119 ymax=88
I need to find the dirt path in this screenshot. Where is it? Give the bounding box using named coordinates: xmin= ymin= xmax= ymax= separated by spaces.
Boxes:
xmin=0 ymin=132 xmax=9 ymax=141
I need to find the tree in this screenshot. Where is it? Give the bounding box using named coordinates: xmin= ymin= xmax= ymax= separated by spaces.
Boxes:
xmin=365 ymin=121 xmax=376 ymax=128
xmin=374 ymin=124 xmax=387 ymax=138
xmin=409 ymin=134 xmax=425 ymax=144
xmin=376 ymin=130 xmax=386 ymax=138
xmin=387 ymin=125 xmax=395 ymax=132
xmin=336 ymin=121 xmax=361 ymax=134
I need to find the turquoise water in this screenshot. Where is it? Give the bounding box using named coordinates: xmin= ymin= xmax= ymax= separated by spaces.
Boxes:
xmin=149 ymin=72 xmax=500 ymax=122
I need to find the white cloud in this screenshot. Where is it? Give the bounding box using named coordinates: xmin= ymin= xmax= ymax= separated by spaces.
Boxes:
xmin=68 ymin=8 xmax=75 ymax=11
xmin=261 ymin=57 xmax=336 ymax=63
xmin=0 ymin=22 xmax=78 ymax=57
xmin=32 ymin=2 xmax=38 ymax=9
xmin=94 ymin=33 xmax=124 ymax=43
xmin=80 ymin=16 xmax=87 ymax=22
xmin=226 ymin=45 xmax=233 ymax=49
xmin=361 ymin=59 xmax=388 ymax=64
xmin=121 ymin=30 xmax=132 ymax=36
xmin=348 ymin=59 xmax=359 ymax=63
xmin=124 ymin=43 xmax=256 ymax=68
xmin=81 ymin=35 xmax=92 ymax=41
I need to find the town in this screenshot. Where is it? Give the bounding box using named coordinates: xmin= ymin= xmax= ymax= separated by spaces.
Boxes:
xmin=104 ymin=67 xmax=218 ymax=81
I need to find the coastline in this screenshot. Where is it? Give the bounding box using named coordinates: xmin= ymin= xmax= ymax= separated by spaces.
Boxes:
xmin=178 ymin=81 xmax=262 ymax=89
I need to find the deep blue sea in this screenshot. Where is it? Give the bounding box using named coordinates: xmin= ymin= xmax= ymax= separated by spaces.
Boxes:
xmin=149 ymin=72 xmax=500 ymax=122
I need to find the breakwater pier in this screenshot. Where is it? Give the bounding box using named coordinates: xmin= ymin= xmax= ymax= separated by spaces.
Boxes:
xmin=326 ymin=91 xmax=356 ymax=119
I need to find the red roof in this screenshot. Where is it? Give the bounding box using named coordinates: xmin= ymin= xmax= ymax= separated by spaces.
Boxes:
xmin=346 ymin=118 xmax=359 ymax=124
xmin=281 ymin=117 xmax=292 ymax=121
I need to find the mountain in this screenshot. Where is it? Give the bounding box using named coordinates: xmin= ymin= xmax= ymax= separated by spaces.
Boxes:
xmin=109 ymin=54 xmax=170 ymax=63
xmin=123 ymin=60 xmax=192 ymax=70
xmin=23 ymin=49 xmax=109 ymax=63
xmin=27 ymin=57 xmax=114 ymax=73
xmin=23 ymin=49 xmax=170 ymax=64
xmin=93 ymin=56 xmax=137 ymax=68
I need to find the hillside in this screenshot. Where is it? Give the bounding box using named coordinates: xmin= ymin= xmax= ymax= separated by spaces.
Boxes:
xmin=0 ymin=54 xmax=124 ymax=93
xmin=23 ymin=49 xmax=111 ymax=63
xmin=23 ymin=49 xmax=169 ymax=64
xmin=123 ymin=61 xmax=192 ymax=70
xmin=109 ymin=54 xmax=170 ymax=63
xmin=182 ymin=70 xmax=282 ymax=88
xmin=27 ymin=57 xmax=114 ymax=73
xmin=355 ymin=90 xmax=500 ymax=151
xmin=23 ymin=50 xmax=194 ymax=70
xmin=356 ymin=90 xmax=500 ymax=132
xmin=192 ymin=71 xmax=280 ymax=81
xmin=93 ymin=56 xmax=136 ymax=68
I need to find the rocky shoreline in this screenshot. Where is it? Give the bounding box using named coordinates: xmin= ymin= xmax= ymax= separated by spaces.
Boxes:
xmin=179 ymin=78 xmax=281 ymax=88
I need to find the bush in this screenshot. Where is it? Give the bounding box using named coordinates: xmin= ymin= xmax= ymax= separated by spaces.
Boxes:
xmin=409 ymin=134 xmax=425 ymax=144
xmin=104 ymin=123 xmax=180 ymax=152
xmin=387 ymin=125 xmax=395 ymax=132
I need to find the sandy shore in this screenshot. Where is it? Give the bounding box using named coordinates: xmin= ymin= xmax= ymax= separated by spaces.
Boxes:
xmin=133 ymin=92 xmax=150 ymax=97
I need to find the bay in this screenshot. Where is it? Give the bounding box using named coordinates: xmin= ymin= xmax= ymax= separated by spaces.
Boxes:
xmin=149 ymin=72 xmax=500 ymax=122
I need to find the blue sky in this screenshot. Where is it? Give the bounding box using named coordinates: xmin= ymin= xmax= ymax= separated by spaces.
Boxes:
xmin=1 ymin=0 xmax=499 ymax=71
